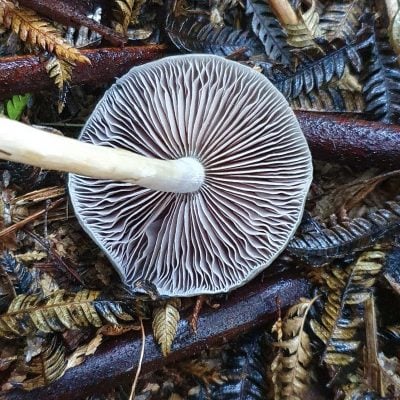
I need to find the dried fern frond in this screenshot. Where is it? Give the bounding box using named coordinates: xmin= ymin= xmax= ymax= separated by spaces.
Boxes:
xmin=290 ymin=86 xmax=364 ymax=113
xmin=266 ymin=39 xmax=364 ymax=99
xmin=187 ymin=332 xmax=269 ymax=399
xmin=46 ymin=57 xmax=73 ymax=90
xmin=310 ymin=251 xmax=385 ymax=369
xmin=272 ymin=296 xmax=318 ymax=400
xmin=130 ymin=0 xmax=145 ymax=25
xmin=152 ymin=299 xmax=181 ymax=357
xmin=246 ymin=0 xmax=291 ymax=64
xmin=285 ymin=0 xmax=322 ymax=50
xmin=166 ymin=13 xmax=262 ymax=57
xmin=13 ymin=336 xmax=66 ymax=391
xmin=0 ymin=251 xmax=34 ymax=296
xmin=0 ymin=289 xmax=135 ymax=338
xmin=319 ymin=0 xmax=364 ymax=43
xmin=112 ymin=0 xmax=135 ymax=35
xmin=360 ymin=23 xmax=400 ymax=124
xmin=0 ymin=1 xmax=89 ymax=64
xmin=45 ymin=57 xmax=73 ymax=113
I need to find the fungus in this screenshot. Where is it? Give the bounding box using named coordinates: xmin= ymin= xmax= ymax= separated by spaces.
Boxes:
xmin=68 ymin=55 xmax=312 ymax=296
xmin=0 ymin=54 xmax=312 ymax=296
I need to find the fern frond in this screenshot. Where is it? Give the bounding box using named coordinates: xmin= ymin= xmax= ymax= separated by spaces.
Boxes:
xmin=14 ymin=336 xmax=66 ymax=390
xmin=310 ymin=251 xmax=385 ymax=369
xmin=152 ymin=299 xmax=181 ymax=357
xmin=245 ymin=0 xmax=291 ymax=64
xmin=361 ymin=26 xmax=400 ymax=123
xmin=319 ymin=0 xmax=364 ymax=42
xmin=45 ymin=57 xmax=73 ymax=91
xmin=0 ymin=1 xmax=89 ymax=64
xmin=0 ymin=251 xmax=34 ymax=295
xmin=285 ymin=0 xmax=321 ymax=50
xmin=112 ymin=0 xmax=134 ymax=35
xmin=166 ymin=14 xmax=262 ymax=57
xmin=272 ymin=297 xmax=318 ymax=400
xmin=187 ymin=332 xmax=269 ymax=399
xmin=0 ymin=290 xmax=135 ymax=338
xmin=266 ymin=40 xmax=363 ymax=99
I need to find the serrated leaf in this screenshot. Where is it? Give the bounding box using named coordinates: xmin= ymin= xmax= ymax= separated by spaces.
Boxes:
xmin=5 ymin=94 xmax=30 ymax=121
xmin=188 ymin=332 xmax=268 ymax=399
xmin=360 ymin=22 xmax=400 ymax=123
xmin=166 ymin=14 xmax=262 ymax=57
xmin=285 ymin=0 xmax=321 ymax=50
xmin=319 ymin=1 xmax=364 ymax=42
xmin=152 ymin=299 xmax=181 ymax=357
xmin=271 ymin=297 xmax=318 ymax=400
xmin=290 ymin=87 xmax=364 ymax=113
xmin=266 ymin=39 xmax=364 ymax=99
xmin=0 ymin=290 xmax=135 ymax=338
xmin=310 ymin=250 xmax=385 ymax=372
xmin=7 ymin=336 xmax=67 ymax=391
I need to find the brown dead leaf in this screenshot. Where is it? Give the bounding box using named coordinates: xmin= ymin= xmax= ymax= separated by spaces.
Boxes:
xmin=66 ymin=333 xmax=103 ymax=370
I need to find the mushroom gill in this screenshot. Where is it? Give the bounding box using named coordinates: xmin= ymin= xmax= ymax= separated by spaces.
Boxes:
xmin=68 ymin=54 xmax=313 ymax=296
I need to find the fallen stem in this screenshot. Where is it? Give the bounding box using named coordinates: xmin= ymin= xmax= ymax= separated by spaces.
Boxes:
xmin=129 ymin=318 xmax=145 ymax=400
xmin=0 ymin=197 xmax=65 ymax=239
xmin=0 ymin=45 xmax=167 ymax=100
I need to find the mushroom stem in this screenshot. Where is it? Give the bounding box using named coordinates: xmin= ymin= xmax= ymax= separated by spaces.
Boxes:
xmin=386 ymin=0 xmax=399 ymax=22
xmin=267 ymin=0 xmax=299 ymax=25
xmin=0 ymin=118 xmax=205 ymax=193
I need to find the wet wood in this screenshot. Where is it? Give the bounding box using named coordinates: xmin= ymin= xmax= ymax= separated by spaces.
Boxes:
xmin=3 ymin=272 xmax=311 ymax=400
xmin=295 ymin=112 xmax=400 ymax=170
xmin=0 ymin=45 xmax=167 ymax=100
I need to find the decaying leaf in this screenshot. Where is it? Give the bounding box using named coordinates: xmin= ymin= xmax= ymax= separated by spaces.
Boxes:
xmin=361 ymin=22 xmax=400 ymax=124
xmin=112 ymin=0 xmax=135 ymax=35
xmin=0 ymin=289 xmax=135 ymax=338
xmin=285 ymin=0 xmax=322 ymax=50
xmin=272 ymin=297 xmax=318 ymax=400
xmin=0 ymin=251 xmax=35 ymax=296
xmin=319 ymin=0 xmax=364 ymax=42
xmin=152 ymin=299 xmax=181 ymax=357
xmin=290 ymin=86 xmax=364 ymax=113
xmin=45 ymin=57 xmax=73 ymax=92
xmin=66 ymin=333 xmax=103 ymax=370
xmin=310 ymin=251 xmax=385 ymax=370
xmin=266 ymin=37 xmax=365 ymax=99
xmin=5 ymin=336 xmax=66 ymax=391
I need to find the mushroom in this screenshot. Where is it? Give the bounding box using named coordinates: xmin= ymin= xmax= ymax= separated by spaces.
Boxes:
xmin=0 ymin=54 xmax=312 ymax=296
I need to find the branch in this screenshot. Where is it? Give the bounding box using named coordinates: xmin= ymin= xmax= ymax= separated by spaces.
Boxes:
xmin=0 ymin=45 xmax=167 ymax=99
xmin=295 ymin=112 xmax=400 ymax=170
xmin=2 ymin=273 xmax=311 ymax=400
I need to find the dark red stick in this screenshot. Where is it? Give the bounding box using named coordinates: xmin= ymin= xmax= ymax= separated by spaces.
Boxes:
xmin=0 ymin=45 xmax=167 ymax=100
xmin=2 ymin=273 xmax=311 ymax=400
xmin=295 ymin=112 xmax=400 ymax=170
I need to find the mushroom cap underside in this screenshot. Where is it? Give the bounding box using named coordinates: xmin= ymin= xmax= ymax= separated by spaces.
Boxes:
xmin=68 ymin=54 xmax=313 ymax=297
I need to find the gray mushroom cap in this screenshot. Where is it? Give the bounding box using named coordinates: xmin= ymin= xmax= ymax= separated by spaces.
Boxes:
xmin=68 ymin=54 xmax=313 ymax=297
